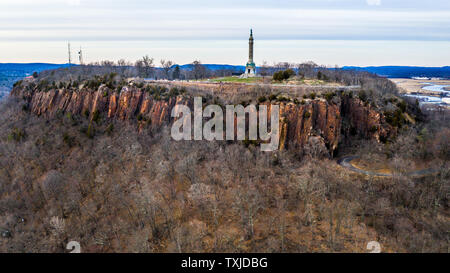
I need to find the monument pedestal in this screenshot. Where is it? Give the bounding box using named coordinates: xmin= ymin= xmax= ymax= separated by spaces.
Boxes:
xmin=244 ymin=62 xmax=256 ymax=77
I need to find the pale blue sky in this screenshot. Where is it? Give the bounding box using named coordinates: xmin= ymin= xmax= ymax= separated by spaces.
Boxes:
xmin=1 ymin=0 xmax=449 ymax=66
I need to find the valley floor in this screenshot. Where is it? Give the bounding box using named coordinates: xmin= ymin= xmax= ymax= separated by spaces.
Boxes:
xmin=390 ymin=78 xmax=450 ymax=94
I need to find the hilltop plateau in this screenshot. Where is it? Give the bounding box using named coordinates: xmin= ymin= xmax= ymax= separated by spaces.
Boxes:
xmin=0 ymin=65 xmax=448 ymax=253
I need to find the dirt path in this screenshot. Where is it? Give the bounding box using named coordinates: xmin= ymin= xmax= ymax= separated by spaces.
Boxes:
xmin=338 ymin=156 xmax=437 ymax=177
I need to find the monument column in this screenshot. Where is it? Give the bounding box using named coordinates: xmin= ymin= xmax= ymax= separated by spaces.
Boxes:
xmin=249 ymin=29 xmax=254 ymax=63
xmin=244 ymin=29 xmax=256 ymax=77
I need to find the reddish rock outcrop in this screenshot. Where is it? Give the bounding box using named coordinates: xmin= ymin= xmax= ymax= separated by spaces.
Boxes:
xmin=11 ymin=84 xmax=393 ymax=154
xmin=341 ymin=95 xmax=393 ymax=142
xmin=273 ymin=100 xmax=341 ymax=152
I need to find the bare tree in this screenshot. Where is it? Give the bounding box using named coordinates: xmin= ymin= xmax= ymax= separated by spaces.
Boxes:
xmin=297 ymin=61 xmax=318 ymax=78
xmin=259 ymin=61 xmax=270 ymax=77
xmin=117 ymin=59 xmax=132 ymax=76
xmin=192 ymin=60 xmax=207 ymax=80
xmin=160 ymin=59 xmax=174 ymax=80
xmin=100 ymin=60 xmax=115 ymax=67
xmin=135 ymin=55 xmax=154 ymax=78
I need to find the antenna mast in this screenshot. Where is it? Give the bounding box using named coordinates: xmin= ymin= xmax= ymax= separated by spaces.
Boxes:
xmin=68 ymin=42 xmax=72 ymax=66
xmin=78 ymin=46 xmax=84 ymax=65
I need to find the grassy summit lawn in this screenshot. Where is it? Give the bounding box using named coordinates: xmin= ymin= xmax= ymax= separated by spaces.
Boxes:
xmin=207 ymin=76 xmax=329 ymax=85
xmin=209 ymin=76 xmax=263 ymax=83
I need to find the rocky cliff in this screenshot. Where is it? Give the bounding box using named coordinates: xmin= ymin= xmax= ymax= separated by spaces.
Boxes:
xmin=11 ymin=83 xmax=394 ymax=154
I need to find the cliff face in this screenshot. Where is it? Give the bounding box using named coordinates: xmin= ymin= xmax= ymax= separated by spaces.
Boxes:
xmin=11 ymin=85 xmax=393 ymax=154
xmin=12 ymin=86 xmax=191 ymax=131
xmin=275 ymin=101 xmax=341 ymax=152
xmin=341 ymin=95 xmax=393 ymax=142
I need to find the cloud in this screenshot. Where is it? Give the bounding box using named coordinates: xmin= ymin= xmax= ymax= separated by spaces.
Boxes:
xmin=366 ymin=0 xmax=381 ymax=6
xmin=67 ymin=0 xmax=81 ymax=6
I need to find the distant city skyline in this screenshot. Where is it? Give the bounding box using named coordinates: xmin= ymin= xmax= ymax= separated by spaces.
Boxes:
xmin=1 ymin=0 xmax=450 ymax=66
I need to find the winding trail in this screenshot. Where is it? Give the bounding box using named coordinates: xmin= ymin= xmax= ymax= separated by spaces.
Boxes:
xmin=338 ymin=156 xmax=437 ymax=177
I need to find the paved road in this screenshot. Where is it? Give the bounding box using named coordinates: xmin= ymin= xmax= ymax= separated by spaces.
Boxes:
xmin=338 ymin=156 xmax=437 ymax=177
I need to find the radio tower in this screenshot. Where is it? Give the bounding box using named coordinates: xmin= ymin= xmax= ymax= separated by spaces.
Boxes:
xmin=68 ymin=42 xmax=72 ymax=66
xmin=78 ymin=46 xmax=84 ymax=65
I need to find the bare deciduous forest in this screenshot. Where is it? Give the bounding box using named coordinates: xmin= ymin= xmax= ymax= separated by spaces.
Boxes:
xmin=0 ymin=63 xmax=448 ymax=253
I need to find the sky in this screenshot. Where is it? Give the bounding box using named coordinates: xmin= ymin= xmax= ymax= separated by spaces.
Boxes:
xmin=1 ymin=0 xmax=450 ymax=67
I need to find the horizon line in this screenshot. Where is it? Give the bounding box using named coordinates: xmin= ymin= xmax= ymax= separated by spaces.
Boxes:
xmin=1 ymin=62 xmax=449 ymax=69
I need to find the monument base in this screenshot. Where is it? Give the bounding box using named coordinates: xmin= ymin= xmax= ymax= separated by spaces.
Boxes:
xmin=240 ymin=73 xmax=258 ymax=78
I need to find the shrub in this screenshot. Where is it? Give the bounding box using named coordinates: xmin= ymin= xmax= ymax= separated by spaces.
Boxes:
xmin=317 ymin=71 xmax=323 ymax=80
xmin=369 ymin=126 xmax=378 ymax=133
xmin=92 ymin=110 xmax=100 ymax=123
xmin=65 ymin=112 xmax=78 ymax=126
xmin=358 ymin=90 xmax=368 ymax=102
xmin=243 ymin=139 xmax=260 ymax=147
xmin=272 ymin=71 xmax=284 ymax=81
xmin=8 ymin=128 xmax=26 ymax=142
xmin=324 ymin=92 xmax=335 ymax=102
xmin=62 ymin=132 xmax=76 ymax=147
xmin=86 ymin=123 xmax=95 ymax=139
xmin=397 ymin=100 xmax=407 ymax=112
xmin=87 ymin=78 xmax=101 ymax=90
xmin=273 ymin=69 xmax=295 ymax=81
xmin=277 ymin=96 xmax=290 ymax=102
xmin=317 ymin=71 xmax=329 ymax=81
xmin=37 ymin=80 xmax=50 ymax=92
xmin=309 ymin=93 xmax=316 ymax=100
xmin=240 ymin=100 xmax=250 ymax=107
xmin=384 ymin=109 xmax=406 ymax=128
xmin=258 ymin=96 xmax=267 ymax=103
xmin=283 ymin=69 xmax=295 ymax=79
xmin=13 ymin=80 xmax=23 ymax=88
xmin=168 ymin=87 xmax=180 ymax=97
xmin=106 ymin=124 xmax=114 ymax=135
